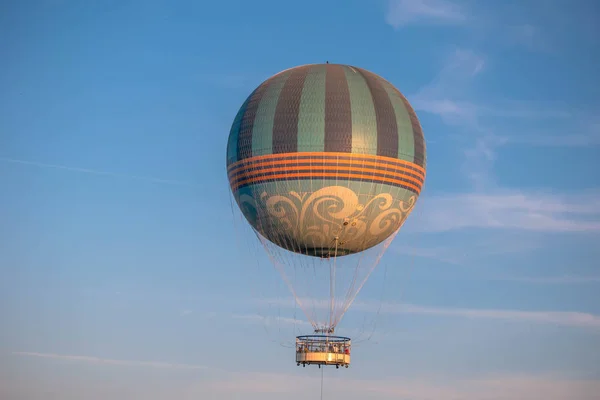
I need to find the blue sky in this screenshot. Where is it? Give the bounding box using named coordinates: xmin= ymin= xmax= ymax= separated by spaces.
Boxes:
xmin=1 ymin=0 xmax=599 ymax=399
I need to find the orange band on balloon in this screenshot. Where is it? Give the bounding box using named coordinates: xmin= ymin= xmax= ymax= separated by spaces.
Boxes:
xmin=229 ymin=164 xmax=424 ymax=189
xmin=230 ymin=171 xmax=422 ymax=194
xmin=227 ymin=152 xmax=426 ymax=178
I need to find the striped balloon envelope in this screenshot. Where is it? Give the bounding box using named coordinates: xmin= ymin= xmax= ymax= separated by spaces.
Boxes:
xmin=227 ymin=63 xmax=426 ymax=258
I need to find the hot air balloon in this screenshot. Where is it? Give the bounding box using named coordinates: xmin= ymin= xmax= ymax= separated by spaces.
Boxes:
xmin=226 ymin=63 xmax=426 ymax=368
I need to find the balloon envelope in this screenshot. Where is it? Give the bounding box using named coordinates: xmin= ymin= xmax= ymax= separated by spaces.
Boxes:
xmin=227 ymin=63 xmax=426 ymax=331
xmin=227 ymin=64 xmax=426 ymax=257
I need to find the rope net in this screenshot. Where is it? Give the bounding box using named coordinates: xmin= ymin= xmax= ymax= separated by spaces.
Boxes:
xmin=230 ymin=153 xmax=419 ymax=334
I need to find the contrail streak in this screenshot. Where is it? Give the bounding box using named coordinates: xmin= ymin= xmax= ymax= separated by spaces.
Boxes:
xmin=0 ymin=156 xmax=199 ymax=187
xmin=13 ymin=351 xmax=212 ymax=370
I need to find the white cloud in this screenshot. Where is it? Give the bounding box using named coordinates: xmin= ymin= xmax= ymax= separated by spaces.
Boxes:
xmin=366 ymin=302 xmax=600 ymax=329
xmin=414 ymin=190 xmax=600 ymax=233
xmin=230 ymin=312 xmax=388 ymax=342
xmin=12 ymin=352 xmax=212 ymax=370
xmin=495 ymin=275 xmax=600 ymax=285
xmin=507 ymin=133 xmax=600 ymax=147
xmin=409 ymin=45 xmax=598 ymax=197
xmin=506 ymin=24 xmax=553 ymax=52
xmin=259 ymin=298 xmax=600 ymax=330
xmin=414 ymin=49 xmax=485 ymax=101
xmin=393 ymin=235 xmax=542 ymax=265
xmin=193 ymin=70 xmax=283 ymax=91
xmin=231 ymin=313 xmax=312 ymax=328
xmin=413 ymin=99 xmax=573 ymax=129
xmin=191 ymin=371 xmax=600 ymax=400
xmin=409 ymin=49 xmax=497 ymax=188
xmin=365 ymin=374 xmax=600 ymax=400
xmin=393 ymin=244 xmax=465 ymax=265
xmin=194 ymin=72 xmax=255 ymax=90
xmin=500 ymin=119 xmax=600 ymax=147
xmin=3 ymin=365 xmax=600 ymax=400
xmin=412 ymin=98 xmax=478 ymax=123
xmin=409 ymin=48 xmax=600 ymax=215
xmin=385 ymin=0 xmax=466 ymax=28
xmin=0 ymin=157 xmax=198 ymax=187
xmin=8 ymin=351 xmax=600 ymax=400
xmin=411 ymin=49 xmax=575 ymax=127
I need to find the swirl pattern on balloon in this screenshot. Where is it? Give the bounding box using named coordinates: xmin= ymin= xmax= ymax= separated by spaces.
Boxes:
xmin=238 ymin=186 xmax=417 ymax=257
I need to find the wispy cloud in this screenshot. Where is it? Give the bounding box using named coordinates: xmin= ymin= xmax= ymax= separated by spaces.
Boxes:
xmin=413 ymin=98 xmax=573 ymax=127
xmin=12 ymin=352 xmax=212 ymax=370
xmin=414 ymin=49 xmax=485 ymax=102
xmin=260 ymin=298 xmax=600 ymax=330
xmin=368 ymin=374 xmax=600 ymax=400
xmin=506 ymin=24 xmax=553 ymax=52
xmin=409 ymin=45 xmax=598 ymax=194
xmin=393 ymin=244 xmax=465 ymax=265
xmin=193 ymin=72 xmax=256 ymax=90
xmin=393 ymin=235 xmax=542 ymax=265
xmin=231 ymin=313 xmax=312 ymax=328
xmin=0 ymin=157 xmax=199 ymax=187
xmin=354 ymin=301 xmax=600 ymax=330
xmin=494 ymin=275 xmax=600 ymax=285
xmin=385 ymin=0 xmax=466 ymax=28
xmin=410 ymin=49 xmax=498 ymax=188
xmin=204 ymin=371 xmax=600 ymax=400
xmin=411 ymin=47 xmax=587 ymax=186
xmin=7 ymin=354 xmax=600 ymax=400
xmin=231 ymin=312 xmax=386 ymax=342
xmin=415 ymin=190 xmax=600 ymax=233
xmin=505 ymin=133 xmax=600 ymax=147
xmin=5 ymin=365 xmax=599 ymax=400
xmin=410 ymin=48 xmax=600 ymax=230
xmin=500 ymin=119 xmax=600 ymax=147
xmin=411 ymin=47 xmax=573 ymax=133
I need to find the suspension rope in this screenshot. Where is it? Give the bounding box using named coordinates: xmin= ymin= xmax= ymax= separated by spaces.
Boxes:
xmin=320 ymin=367 xmax=324 ymax=400
xmin=355 ymin=196 xmax=424 ymax=345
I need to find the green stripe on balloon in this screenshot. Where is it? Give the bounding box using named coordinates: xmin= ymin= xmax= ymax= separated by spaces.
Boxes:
xmin=380 ymin=81 xmax=415 ymax=163
xmin=272 ymin=66 xmax=311 ymax=154
xmin=324 ymin=64 xmax=352 ymax=153
xmin=237 ymin=78 xmax=271 ymax=160
xmin=392 ymin=85 xmax=426 ymax=167
xmin=343 ymin=66 xmax=378 ymax=156
xmin=297 ymin=64 xmax=327 ymax=153
xmin=355 ymin=67 xmax=399 ymax=159
xmin=227 ymin=93 xmax=252 ymax=165
xmin=251 ymin=71 xmax=291 ymax=157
